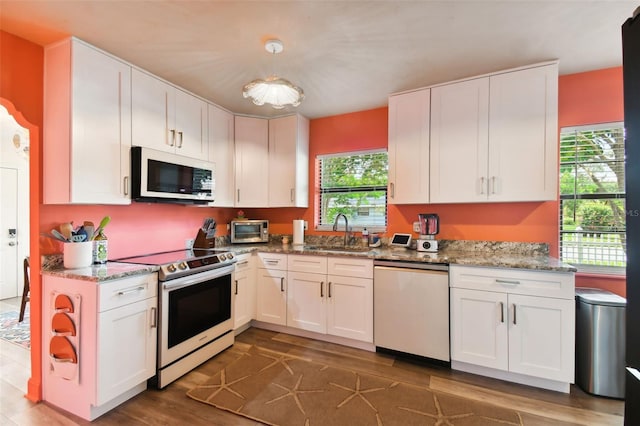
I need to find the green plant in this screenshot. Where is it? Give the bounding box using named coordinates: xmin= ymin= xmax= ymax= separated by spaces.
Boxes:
xmin=579 ymin=203 xmax=614 ymax=231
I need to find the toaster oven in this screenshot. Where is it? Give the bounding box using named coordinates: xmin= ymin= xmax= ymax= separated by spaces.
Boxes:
xmin=230 ymin=219 xmax=269 ymax=244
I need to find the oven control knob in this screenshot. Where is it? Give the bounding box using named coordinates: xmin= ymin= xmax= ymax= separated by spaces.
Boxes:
xmin=167 ymin=264 xmax=177 ymax=273
xmin=219 ymin=254 xmax=227 ymax=261
xmin=178 ymin=262 xmax=188 ymax=270
xmin=227 ymin=253 xmax=234 ymax=260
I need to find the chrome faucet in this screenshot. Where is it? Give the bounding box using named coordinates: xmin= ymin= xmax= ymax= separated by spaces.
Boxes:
xmin=332 ymin=213 xmax=351 ymax=246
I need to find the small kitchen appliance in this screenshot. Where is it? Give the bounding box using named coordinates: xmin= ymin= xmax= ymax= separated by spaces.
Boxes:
xmin=416 ymin=213 xmax=439 ymax=252
xmin=230 ymin=219 xmax=269 ymax=244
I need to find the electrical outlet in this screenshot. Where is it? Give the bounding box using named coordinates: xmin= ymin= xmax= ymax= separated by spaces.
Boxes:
xmin=185 ymin=238 xmax=195 ymax=249
xmin=413 ymin=221 xmax=421 ymax=233
xmin=304 ymin=221 xmax=308 ymax=230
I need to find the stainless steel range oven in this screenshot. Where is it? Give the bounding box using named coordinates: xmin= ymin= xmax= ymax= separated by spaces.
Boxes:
xmin=116 ymin=249 xmax=236 ymax=388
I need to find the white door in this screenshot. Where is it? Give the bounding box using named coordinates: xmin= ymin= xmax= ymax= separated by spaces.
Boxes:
xmin=508 ymin=294 xmax=575 ymax=382
xmin=387 ymin=89 xmax=430 ymax=204
xmin=327 ymin=275 xmax=373 ymax=343
xmin=287 ymin=271 xmax=326 ymax=333
xmin=0 ymin=168 xmax=18 ymax=299
xmin=450 ymin=288 xmax=508 ymax=370
xmin=256 ymin=268 xmax=287 ymax=326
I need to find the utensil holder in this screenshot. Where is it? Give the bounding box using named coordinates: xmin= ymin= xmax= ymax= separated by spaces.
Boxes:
xmin=193 ymin=229 xmax=215 ymax=249
xmin=63 ymin=241 xmax=93 ymax=269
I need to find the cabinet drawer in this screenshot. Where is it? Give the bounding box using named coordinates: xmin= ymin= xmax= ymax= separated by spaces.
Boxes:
xmin=288 ymin=255 xmax=327 ymax=274
xmin=257 ymin=253 xmax=287 ymax=270
xmin=450 ymin=265 xmax=574 ymax=299
xmin=327 ymin=257 xmax=373 ymax=278
xmin=234 ymin=253 xmax=253 ymax=272
xmin=98 ymin=273 xmax=158 ymax=312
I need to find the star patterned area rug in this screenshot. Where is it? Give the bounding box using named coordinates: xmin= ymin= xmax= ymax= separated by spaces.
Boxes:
xmin=187 ymin=345 xmax=562 ymax=426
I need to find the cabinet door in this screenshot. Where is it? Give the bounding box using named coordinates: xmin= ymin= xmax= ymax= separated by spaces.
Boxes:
xmin=268 ymin=115 xmax=309 ymax=207
xmin=71 ymin=41 xmax=132 ymax=205
xmin=97 ymin=296 xmax=157 ymax=406
xmin=387 ymin=90 xmax=430 ymax=204
xmin=208 ymin=104 xmax=235 ymax=207
xmin=487 ymin=64 xmax=558 ymax=202
xmin=233 ymin=255 xmax=255 ymax=329
xmin=235 ymin=116 xmax=269 ymax=207
xmin=131 ymin=69 xmax=173 ymax=153
xmin=508 ymin=294 xmax=574 ymax=382
xmin=256 ymin=268 xmax=287 ymax=325
xmin=450 ymin=288 xmax=508 ymax=370
xmin=287 ymin=271 xmax=326 ymax=333
xmin=430 ymin=78 xmax=490 ymax=203
xmin=327 ymin=275 xmax=373 ymax=342
xmin=174 ymin=88 xmax=207 ymax=159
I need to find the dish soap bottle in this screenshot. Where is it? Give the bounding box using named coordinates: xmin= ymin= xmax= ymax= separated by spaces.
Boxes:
xmin=93 ymin=229 xmax=108 ymax=264
xmin=361 ymin=227 xmax=369 ymax=247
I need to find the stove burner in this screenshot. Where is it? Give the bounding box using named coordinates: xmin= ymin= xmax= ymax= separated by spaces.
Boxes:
xmin=115 ymin=249 xmax=236 ymax=281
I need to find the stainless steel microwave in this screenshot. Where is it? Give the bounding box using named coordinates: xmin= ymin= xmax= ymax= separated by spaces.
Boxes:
xmin=230 ymin=220 xmax=269 ymax=244
xmin=131 ymin=146 xmax=215 ymax=205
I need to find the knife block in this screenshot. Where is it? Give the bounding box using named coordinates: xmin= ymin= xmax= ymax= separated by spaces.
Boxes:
xmin=193 ymin=229 xmax=215 ymax=249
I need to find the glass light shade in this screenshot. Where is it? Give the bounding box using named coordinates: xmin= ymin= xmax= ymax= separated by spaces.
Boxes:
xmin=242 ymin=75 xmax=304 ymax=109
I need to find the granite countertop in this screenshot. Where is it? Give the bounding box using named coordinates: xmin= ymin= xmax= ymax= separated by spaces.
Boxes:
xmin=217 ymin=239 xmax=577 ymax=273
xmin=41 ymin=239 xmax=576 ymax=282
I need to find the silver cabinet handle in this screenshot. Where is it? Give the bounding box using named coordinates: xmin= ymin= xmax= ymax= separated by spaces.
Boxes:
xmin=291 ymin=188 xmax=295 ymax=202
xmin=123 ymin=176 xmax=129 ymax=196
xmin=320 ymin=281 xmax=324 ymax=298
xmin=480 ymin=177 xmax=486 ymax=194
xmin=8 ymin=242 xmax=16 ymax=246
xmin=491 ymin=176 xmax=497 ymax=194
xmin=117 ymin=286 xmax=145 ymax=296
xmin=328 ymin=282 xmax=332 ymax=298
xmin=266 ymin=260 xmax=279 ymax=265
xmin=389 ymin=182 xmax=395 ymax=198
xmin=169 ymin=129 xmax=176 ymax=147
xmin=235 ymin=279 xmax=239 ymax=295
xmin=150 ymin=307 xmax=157 ymax=328
xmin=496 ymin=279 xmax=520 ymax=285
xmin=237 ymin=189 xmax=240 ymax=203
xmin=512 ymin=304 xmax=517 ymax=325
xmin=237 ymin=261 xmax=249 ymax=266
xmin=499 ymin=302 xmax=504 ymax=323
xmin=178 ymin=131 xmax=184 ymax=148
xmin=280 ymin=277 xmax=285 ymax=292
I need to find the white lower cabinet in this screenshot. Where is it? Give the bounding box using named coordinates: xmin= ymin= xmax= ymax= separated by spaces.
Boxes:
xmin=286 ymin=255 xmax=373 ymax=343
xmin=233 ymin=253 xmax=255 ymax=329
xmin=256 ymin=253 xmax=288 ymax=326
xmin=42 ymin=273 xmax=158 ymax=421
xmin=450 ymin=265 xmax=575 ymax=392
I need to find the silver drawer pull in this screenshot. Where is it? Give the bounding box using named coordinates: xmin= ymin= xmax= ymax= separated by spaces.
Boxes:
xmin=117 ymin=286 xmax=145 ymax=296
xmin=512 ymin=304 xmax=517 ymax=325
xmin=499 ymin=301 xmax=504 ymax=323
xmin=266 ymin=260 xmax=279 ymax=265
xmin=495 ymin=279 xmax=520 ymax=285
xmin=150 ymin=307 xmax=157 ymax=328
xmin=320 ymin=281 xmax=324 ymax=298
xmin=235 ymin=280 xmax=239 ymax=295
xmin=237 ymin=261 xmax=249 ymax=266
xmin=280 ymin=277 xmax=285 ymax=292
xmin=328 ymin=282 xmax=332 ymax=298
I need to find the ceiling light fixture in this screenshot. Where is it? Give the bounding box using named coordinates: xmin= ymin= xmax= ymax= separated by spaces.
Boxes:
xmin=242 ymin=39 xmax=304 ymax=109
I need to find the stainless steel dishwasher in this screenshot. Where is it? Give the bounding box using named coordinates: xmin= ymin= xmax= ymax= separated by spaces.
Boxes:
xmin=374 ymin=260 xmax=450 ymax=363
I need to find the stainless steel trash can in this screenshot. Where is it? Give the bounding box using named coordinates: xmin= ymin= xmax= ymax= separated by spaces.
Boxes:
xmin=575 ymin=288 xmax=626 ymax=399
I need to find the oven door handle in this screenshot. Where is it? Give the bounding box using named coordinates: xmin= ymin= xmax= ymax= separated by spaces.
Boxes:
xmin=162 ymin=266 xmax=235 ymax=290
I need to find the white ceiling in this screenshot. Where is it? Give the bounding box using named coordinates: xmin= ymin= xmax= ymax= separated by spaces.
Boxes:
xmin=1 ymin=1 xmax=637 ymax=119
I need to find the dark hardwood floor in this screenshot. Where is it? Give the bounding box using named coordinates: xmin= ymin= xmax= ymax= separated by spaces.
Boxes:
xmin=1 ymin=327 xmax=624 ymax=425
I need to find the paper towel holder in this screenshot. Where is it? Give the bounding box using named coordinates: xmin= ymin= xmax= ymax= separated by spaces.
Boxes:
xmin=292 ymin=219 xmax=305 ymax=245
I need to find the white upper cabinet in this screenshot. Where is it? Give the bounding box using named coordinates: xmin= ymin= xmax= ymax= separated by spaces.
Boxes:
xmin=208 ymin=104 xmax=235 ymax=207
xmin=429 ymin=62 xmax=559 ymax=203
xmin=44 ymin=37 xmax=132 ymax=205
xmin=487 ymin=64 xmax=559 ymax=201
xmin=430 ymin=78 xmax=489 ymax=203
xmin=268 ymin=114 xmax=309 ymax=207
xmin=234 ymin=116 xmax=269 ymax=207
xmin=387 ymin=89 xmax=430 ymax=204
xmin=131 ymin=69 xmax=207 ymax=160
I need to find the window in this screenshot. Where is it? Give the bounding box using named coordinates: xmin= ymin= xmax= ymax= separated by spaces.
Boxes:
xmin=559 ymin=123 xmax=626 ymax=274
xmin=317 ymin=150 xmax=388 ymax=231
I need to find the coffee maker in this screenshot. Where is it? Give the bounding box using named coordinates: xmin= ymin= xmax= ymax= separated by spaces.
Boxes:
xmin=416 ymin=213 xmax=439 ymax=252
